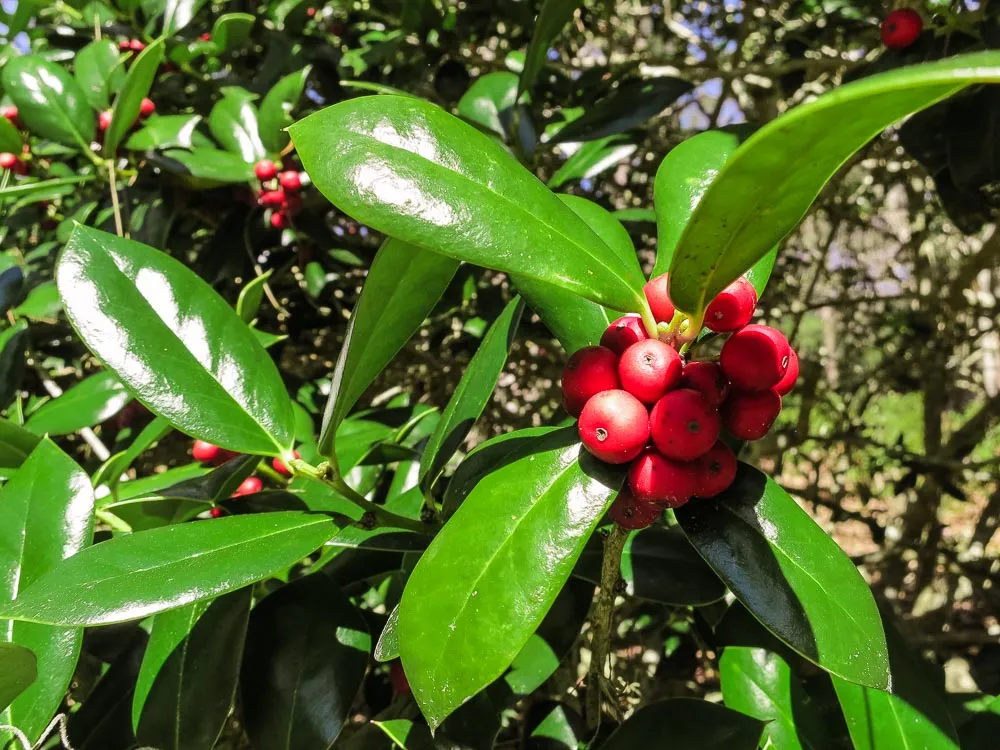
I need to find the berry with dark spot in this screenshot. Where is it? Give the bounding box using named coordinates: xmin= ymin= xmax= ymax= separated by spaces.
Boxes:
xmin=618 ymin=339 xmax=682 ymax=404
xmin=627 ymin=448 xmax=698 ymax=507
xmin=679 ymin=360 xmax=729 ymax=407
xmin=775 ymin=347 xmax=799 ymax=396
xmin=694 ymin=441 xmax=737 ymax=497
xmin=650 ymin=389 xmax=720 ymax=461
xmin=578 ymin=390 xmax=649 ymax=464
xmin=609 ymin=487 xmax=662 ymax=530
xmin=881 ymin=9 xmax=922 ymax=49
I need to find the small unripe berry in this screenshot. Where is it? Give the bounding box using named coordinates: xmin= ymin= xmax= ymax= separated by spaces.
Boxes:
xmin=704 ymin=276 xmax=757 ymax=332
xmin=139 ymin=97 xmax=155 ymax=118
xmin=258 ymin=189 xmax=286 ymax=207
xmin=627 ymin=448 xmax=697 ymax=507
xmin=775 ymin=347 xmax=799 ymax=396
xmin=0 ymin=152 xmax=17 ymax=170
xmin=278 ymin=170 xmax=302 ymax=191
xmin=679 ymin=360 xmax=729 ymax=408
xmin=609 ymin=487 xmax=662 ymax=530
xmin=232 ymin=476 xmax=263 ymax=498
xmin=561 ymin=346 xmax=620 ymax=417
xmin=722 ymin=389 xmax=782 ymax=441
xmin=881 ymin=9 xmax=922 ymax=49
xmin=98 ymin=110 xmax=113 ymax=131
xmin=650 ymin=389 xmax=720 ymax=461
xmin=272 ymin=450 xmax=301 ymax=476
xmin=255 ymin=159 xmax=278 ymax=181
xmin=270 ymin=211 xmax=289 ymax=229
xmin=642 ymin=273 xmax=676 ymax=323
xmin=390 ymin=661 xmax=411 ymax=694
xmin=578 ymin=390 xmax=649 ymax=464
xmin=694 ymin=441 xmax=737 ymax=497
xmin=618 ymin=339 xmax=682 ymax=404
xmin=600 ymin=313 xmax=647 ymax=355
xmin=720 ymin=324 xmax=790 ymax=392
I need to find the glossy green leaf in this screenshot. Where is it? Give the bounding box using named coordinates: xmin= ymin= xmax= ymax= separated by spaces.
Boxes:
xmin=601 ymin=698 xmax=765 ymax=750
xmin=125 ymin=115 xmax=207 ymax=151
xmin=398 ymin=426 xmax=623 ymax=729
xmin=548 ymin=136 xmax=636 ymax=189
xmin=527 ymin=703 xmax=582 ymax=749
xmin=720 ymin=647 xmax=824 ymax=750
xmin=237 ymin=271 xmax=271 ymax=324
xmin=13 ymin=280 xmax=62 ymax=322
xmin=0 ymin=419 xmax=40 ymax=469
xmin=209 ymin=87 xmax=266 ymax=163
xmin=0 ymin=643 xmax=36 ymax=713
xmin=290 ymin=95 xmax=647 ymax=315
xmin=0 ymin=440 xmax=94 ymax=746
xmin=667 ymin=52 xmax=1000 ymax=316
xmin=420 ymin=296 xmax=523 ymax=485
xmin=258 ymin=66 xmax=311 ymax=153
xmin=518 ymin=0 xmax=580 ymax=100
xmin=105 ymin=38 xmax=165 ymax=156
xmin=211 ymin=13 xmax=254 ymax=52
xmin=74 ymin=39 xmax=124 ymax=112
xmin=0 ymin=116 xmax=21 ymax=153
xmin=0 ymin=512 xmax=335 ymax=626
xmin=1 ymin=56 xmax=95 ymax=149
xmin=163 ymin=0 xmax=208 ymax=34
xmin=240 ymin=574 xmax=370 ymax=750
xmin=374 ymin=604 xmax=401 ymax=662
xmin=373 ymin=719 xmax=434 ymax=750
xmin=457 ymin=72 xmax=518 ymax=139
xmin=318 ymin=237 xmax=458 ymax=462
xmin=158 ymin=147 xmax=257 ymax=183
xmin=133 ymin=588 xmax=252 ymax=749
xmin=55 ymin=226 xmax=295 ymax=456
xmin=26 ymin=371 xmax=129 ymax=436
xmin=676 ymin=464 xmax=890 ymax=689
xmin=0 ymin=321 xmax=28 ymax=409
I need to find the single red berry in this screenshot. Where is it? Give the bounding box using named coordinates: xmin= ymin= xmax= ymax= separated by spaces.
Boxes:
xmin=139 ymin=98 xmax=155 ymax=118
xmin=600 ymin=313 xmax=647 ymax=356
xmin=720 ymin=324 xmax=790 ymax=392
xmin=618 ymin=339 xmax=682 ymax=404
xmin=1 ymin=105 xmax=20 ymax=128
xmin=881 ymin=8 xmax=922 ymax=49
xmin=627 ymin=448 xmax=698 ymax=507
xmin=390 ymin=661 xmax=411 ymax=694
xmin=642 ymin=273 xmax=676 ymax=323
xmin=98 ymin=110 xmax=113 ymax=131
xmin=694 ymin=441 xmax=737 ymax=498
xmin=609 ymin=487 xmax=662 ymax=530
xmin=560 ymin=346 xmax=620 ymax=417
xmin=270 ymin=211 xmax=289 ymax=229
xmin=118 ymin=39 xmax=131 ymax=51
xmin=650 ymin=389 xmax=720 ymax=461
xmin=278 ymin=170 xmax=302 ymax=191
xmin=704 ymin=276 xmax=757 ymax=333
xmin=129 ymin=39 xmax=146 ymax=52
xmin=306 ymin=7 xmax=317 ymax=17
xmin=209 ymin=507 xmax=224 ymax=518
xmin=192 ymin=439 xmax=222 ymax=463
xmin=578 ymin=390 xmax=649 ymax=464
xmin=272 ymin=450 xmax=301 ymax=476
xmin=775 ymin=347 xmax=799 ymax=396
xmin=0 ymin=152 xmax=17 ymax=170
xmin=258 ymin=189 xmax=286 ymax=207
xmin=255 ymin=159 xmax=278 ymax=181
xmin=722 ymin=389 xmax=782 ymax=441
xmin=232 ymin=476 xmax=263 ymax=498
xmin=679 ymin=360 xmax=729 ymax=408
xmin=200 ymin=32 xmax=212 ymax=41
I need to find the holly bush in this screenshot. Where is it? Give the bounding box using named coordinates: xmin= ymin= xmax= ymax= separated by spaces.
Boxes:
xmin=0 ymin=1 xmax=998 ymax=749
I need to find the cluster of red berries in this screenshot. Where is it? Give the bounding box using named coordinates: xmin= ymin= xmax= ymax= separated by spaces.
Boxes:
xmin=1 ymin=106 xmax=29 ymax=176
xmin=254 ymin=159 xmax=305 ymax=229
xmin=561 ymin=273 xmax=798 ymax=530
xmin=191 ymin=439 xmax=301 ymax=516
xmin=881 ymin=8 xmax=922 ymax=49
xmin=97 ymin=97 xmax=156 ymax=137
xmin=118 ymin=39 xmax=147 ymax=53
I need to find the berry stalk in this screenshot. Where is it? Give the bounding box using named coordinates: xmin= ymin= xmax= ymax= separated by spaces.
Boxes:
xmin=587 ymin=522 xmax=629 ymax=729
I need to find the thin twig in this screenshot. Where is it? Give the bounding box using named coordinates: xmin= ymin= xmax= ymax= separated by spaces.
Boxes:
xmin=107 ymin=160 xmax=125 ymax=238
xmin=587 ymin=523 xmax=628 ymax=729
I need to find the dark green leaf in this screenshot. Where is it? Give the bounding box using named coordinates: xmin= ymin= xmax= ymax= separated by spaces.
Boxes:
xmin=125 ymin=115 xmax=208 ymax=151
xmin=133 ymin=588 xmax=253 ymax=749
xmin=74 ymin=39 xmax=124 ymax=112
xmin=372 ymin=719 xmax=434 ymax=750
xmin=162 ymin=0 xmax=208 ymax=35
xmin=55 ymin=226 xmax=295 ymax=456
xmin=667 ymin=52 xmax=1000 ymax=316
xmin=0 ymin=419 xmax=40 ymax=470
xmin=157 ymin=147 xmax=257 ymax=183
xmin=258 ymin=67 xmax=311 ymax=153
xmin=290 ymin=96 xmax=648 ymax=315
xmin=26 ymin=371 xmax=129 ymax=436
xmin=0 ymin=512 xmax=335 ymax=626
xmin=105 ymin=38 xmax=165 ymax=156
xmin=209 ymin=87 xmax=266 ymax=163
xmin=420 ymin=296 xmax=523 ymax=485
xmin=211 ymin=13 xmax=254 ymax=53
xmin=518 ymin=0 xmax=580 ymax=100
xmin=0 ymin=440 xmax=94 ymax=746
xmin=1 ymin=56 xmax=95 ymax=149
xmin=676 ymin=464 xmax=890 ymax=689
xmin=13 ymin=280 xmax=62 ymax=321
xmin=457 ymin=71 xmax=519 ymax=139
xmin=601 ymin=698 xmax=765 ymax=750
xmin=0 ymin=320 xmax=28 ymax=409
xmin=240 ymin=575 xmax=370 ymax=750
xmin=0 ymin=643 xmax=36 ymax=713
xmin=318 ymin=238 xmax=458 ymax=462
xmin=548 ymin=136 xmax=636 ymax=189
xmin=0 ymin=176 xmax=94 ymax=205
xmin=398 ymin=426 xmax=623 ymax=728
xmin=374 ymin=604 xmax=400 ymax=662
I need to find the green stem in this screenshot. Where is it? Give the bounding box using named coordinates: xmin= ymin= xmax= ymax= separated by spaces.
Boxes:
xmin=639 ymin=300 xmax=659 ymax=339
xmin=586 ymin=523 xmax=629 ymax=729
xmin=96 ymin=509 xmax=132 ymax=533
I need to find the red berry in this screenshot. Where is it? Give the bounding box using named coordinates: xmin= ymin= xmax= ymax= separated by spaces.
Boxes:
xmin=775 ymin=347 xmax=799 ymax=396
xmin=209 ymin=507 xmax=224 ymax=518
xmin=704 ymin=276 xmax=757 ymax=333
xmin=650 ymin=389 xmax=720 ymax=461
xmin=272 ymin=450 xmax=301 ymax=476
xmin=255 ymin=159 xmax=278 ymax=181
xmin=609 ymin=487 xmax=662 ymax=530
xmin=118 ymin=39 xmax=131 ymax=51
xmin=561 ymin=346 xmax=620 ymax=417
xmin=722 ymin=390 xmax=782 ymax=441
xmin=307 ymin=7 xmax=316 ymax=17
xmin=98 ymin=110 xmax=113 ymax=131
xmin=278 ymin=170 xmax=302 ymax=191
xmin=881 ymin=9 xmax=922 ymax=49
xmin=258 ymin=189 xmax=286 ymax=207
xmin=1 ymin=105 xmax=20 ymax=128
xmin=642 ymin=273 xmax=676 ymax=323
xmin=600 ymin=314 xmax=647 ymax=356
xmin=679 ymin=360 xmax=729 ymax=408
xmin=232 ymin=476 xmax=263 ymax=498
xmin=139 ymin=98 xmax=155 ymax=118
xmin=200 ymin=32 xmax=212 ymax=41
xmin=578 ymin=390 xmax=649 ymax=464
xmin=720 ymin=324 xmax=790 ymax=392
xmin=627 ymin=448 xmax=698 ymax=507
xmin=694 ymin=441 xmax=737 ymax=497
xmin=618 ymin=339 xmax=682 ymax=404
xmin=129 ymin=39 xmax=146 ymax=52
xmin=12 ymin=160 xmax=28 ymax=176
xmin=390 ymin=661 xmax=411 ymax=694
xmin=270 ymin=211 xmax=289 ymax=229
xmin=0 ymin=152 xmax=17 ymax=170
xmin=192 ymin=440 xmax=222 ymax=463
